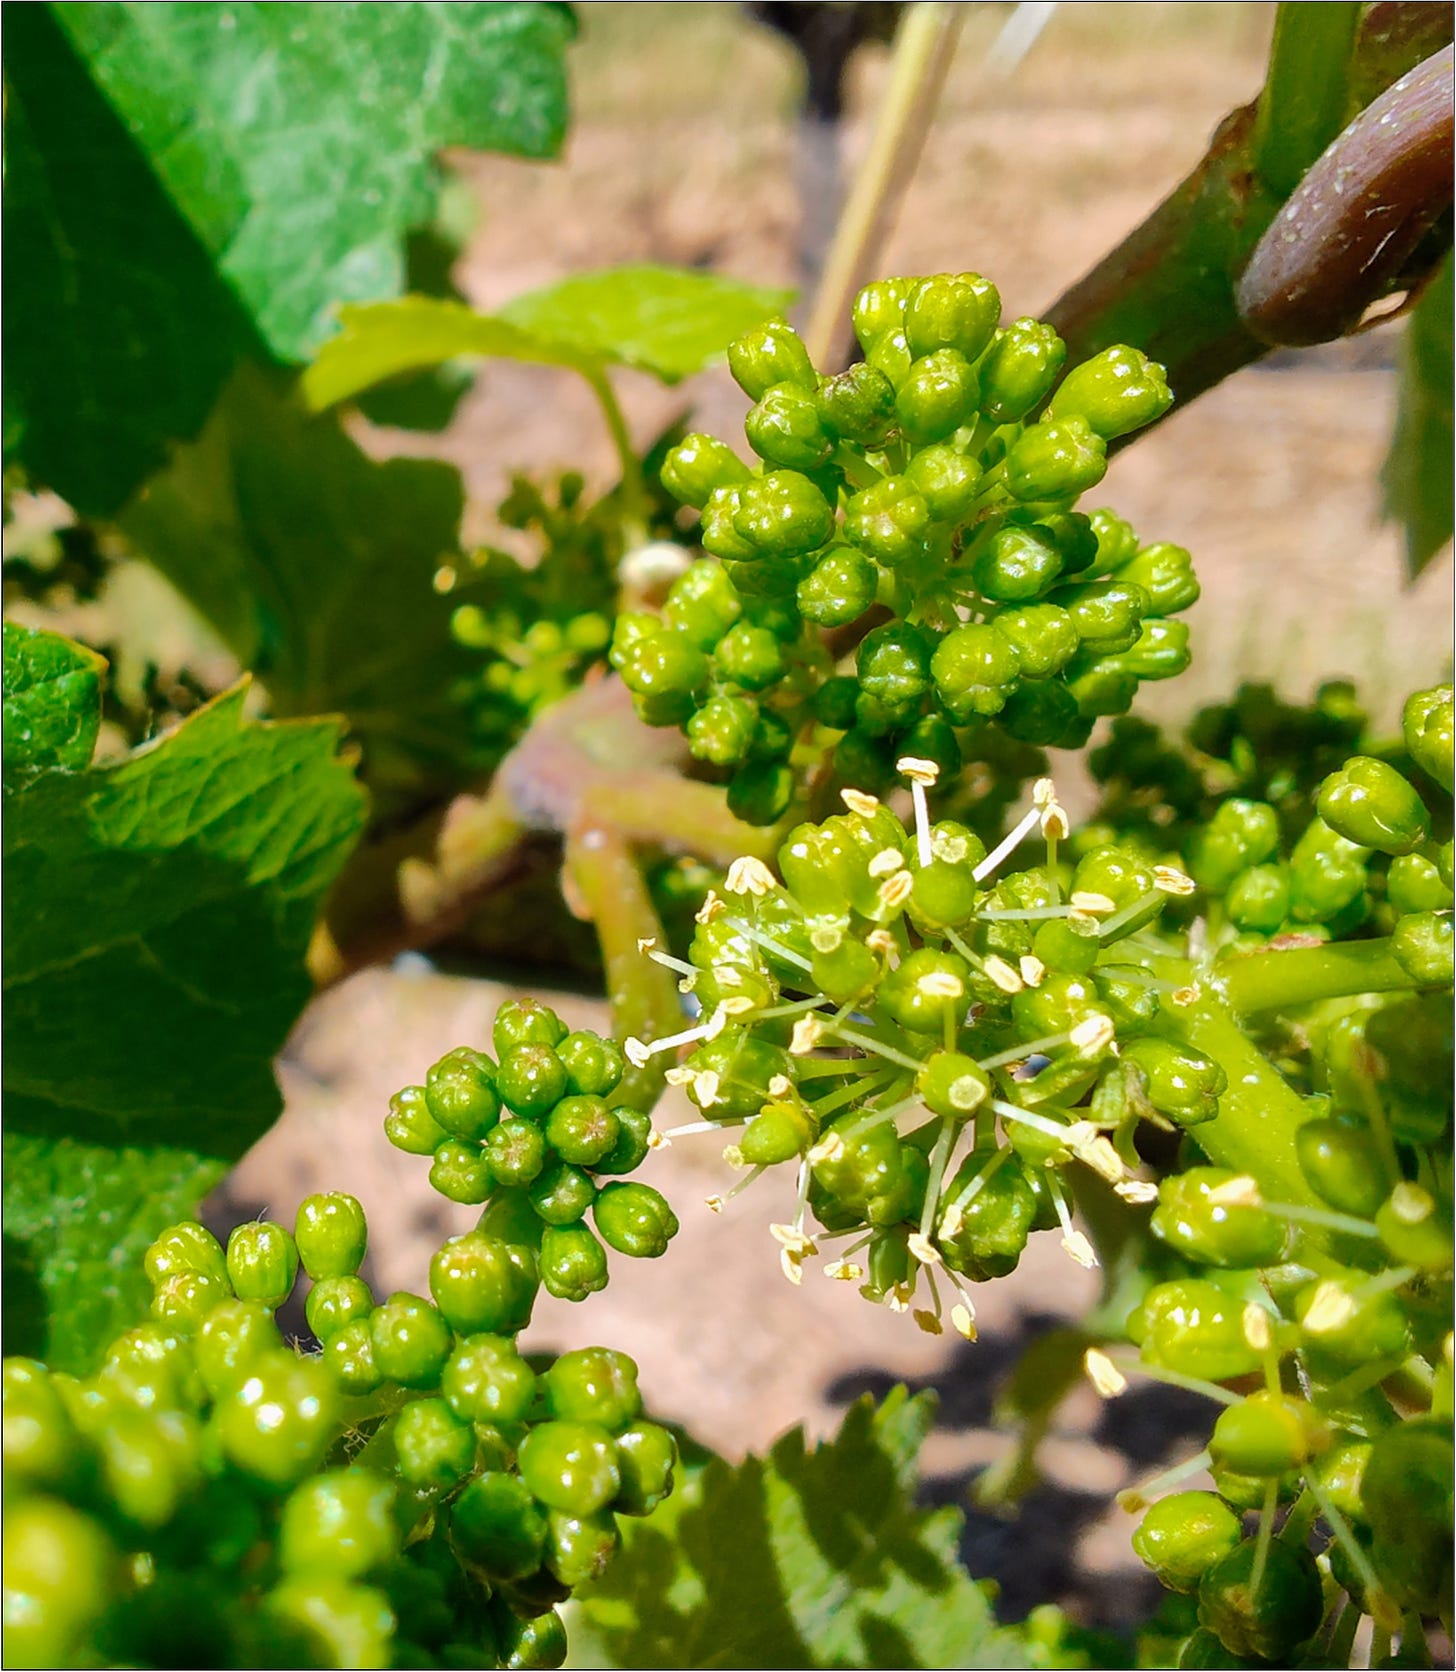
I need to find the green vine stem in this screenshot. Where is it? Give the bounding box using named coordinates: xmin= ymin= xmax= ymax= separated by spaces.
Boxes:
xmin=581 ymin=363 xmax=648 ymax=543
xmin=1219 ymin=936 xmax=1419 ymax=1014
xmin=1251 ymin=2 xmax=1362 ymax=198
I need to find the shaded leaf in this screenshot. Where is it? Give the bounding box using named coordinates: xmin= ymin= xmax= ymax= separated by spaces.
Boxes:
xmin=1384 ymin=258 xmax=1454 ymax=578
xmin=573 ymin=1388 xmax=1029 ymax=1670
xmin=121 ymin=366 xmax=489 ymax=813
xmin=3 ymin=622 xmax=107 ymax=774
xmin=2 ymin=633 xmax=364 ymax=1368
xmin=4 ymin=1 xmax=573 ymax=514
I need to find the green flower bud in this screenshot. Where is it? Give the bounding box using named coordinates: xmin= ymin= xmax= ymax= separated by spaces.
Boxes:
xmin=896 ymin=349 xmax=980 ymax=445
xmin=1004 ymin=417 xmax=1107 ymax=501
xmin=1151 ymin=1167 xmax=1286 ymax=1266
xmin=661 ymin=433 xmax=750 ymax=508
xmin=1124 ymin=1040 xmax=1226 ymax=1127
xmin=1112 ymin=541 xmax=1199 ymax=614
xmin=1403 ymin=684 xmax=1453 ymax=792
xmin=850 ymin=278 xmax=913 ymax=353
xmin=903 ymin=272 xmax=1000 ymax=361
xmin=815 ymin=362 xmax=897 ymax=446
xmin=931 ymin=623 xmax=1022 ymax=720
xmin=745 ymin=382 xmax=836 ymax=472
xmin=732 ymin=471 xmax=836 ymax=557
xmin=979 ymin=318 xmax=1067 ymax=423
xmin=1187 ymin=799 xmax=1280 ymax=894
xmin=904 ymin=444 xmax=983 ymax=522
xmin=844 ymin=477 xmax=931 ymax=567
xmin=1391 ymin=910 xmax=1454 ymax=986
xmin=727 ymin=319 xmax=816 ymax=400
xmin=1047 ymin=344 xmax=1172 ymax=439
xmin=1317 ymin=756 xmax=1430 ymax=855
xmin=971 ymin=524 xmax=1064 ymax=603
xmin=1289 ymin=818 xmax=1370 ymax=924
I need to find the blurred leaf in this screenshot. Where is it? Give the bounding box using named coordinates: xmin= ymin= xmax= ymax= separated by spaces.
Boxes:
xmin=2 ymin=623 xmax=107 ymax=774
xmin=304 ymin=267 xmax=794 ymax=412
xmin=120 ymin=366 xmax=489 ymax=813
xmin=1384 ymin=258 xmax=1454 ymax=578
xmin=2 ymin=632 xmax=364 ymax=1368
xmin=573 ymin=1388 xmax=1029 ymax=1670
xmin=498 ymin=265 xmax=796 ymax=383
xmin=4 ymin=1 xmax=574 ymax=514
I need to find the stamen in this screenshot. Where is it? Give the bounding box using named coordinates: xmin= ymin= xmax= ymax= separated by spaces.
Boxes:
xmin=640 ymin=942 xmax=700 ymax=980
xmin=1069 ymin=1013 xmax=1116 ymax=1055
xmin=982 ymin=954 xmax=1023 ymax=993
xmin=822 ymin=1023 xmax=927 ymax=1073
xmin=1114 ymin=1179 xmax=1160 ymax=1205
xmin=1153 ymin=865 xmax=1195 ymax=896
xmin=907 ymin=1232 xmax=942 ymax=1267
xmin=1019 ymin=955 xmax=1046 ymax=987
xmin=725 ymin=856 xmax=776 ymax=896
xmin=1242 ymin=1301 xmax=1274 ymax=1350
xmin=1258 ymin=1201 xmax=1379 ymax=1238
xmin=972 ymin=803 xmax=1042 ymax=883
xmin=1044 ymin=1171 xmax=1099 ymax=1268
xmin=877 ymin=870 xmax=914 ymax=910
xmin=1116 ymin=1448 xmax=1213 ymax=1513
xmin=898 ymin=755 xmax=940 ymax=868
xmin=692 ymin=1069 xmax=722 ymax=1108
xmin=695 ymin=890 xmax=725 ymax=924
xmin=623 ymin=1006 xmax=727 ymax=1067
xmin=1084 ymin=1348 xmax=1127 ymax=1398
xmin=824 ymin=1259 xmax=865 ymax=1282
xmin=722 ymin=915 xmax=814 ymax=974
xmin=841 ymin=788 xmax=882 ymax=818
xmin=1206 ymin=1175 xmax=1261 ymax=1207
xmin=865 ymin=928 xmax=897 ymax=956
xmin=868 ymin=847 xmax=906 ymax=879
xmin=659 ymin=1118 xmax=740 ymax=1141
xmin=790 ymin=1015 xmax=826 ymax=1055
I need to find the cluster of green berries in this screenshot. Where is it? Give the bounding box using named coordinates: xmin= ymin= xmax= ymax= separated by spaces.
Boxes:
xmin=451 ymin=470 xmax=664 ymax=768
xmin=385 ymin=999 xmax=679 ymax=1303
xmin=2 ymin=1018 xmax=679 ymax=1672
xmin=627 ymin=755 xmax=1226 ymax=1333
xmin=610 ymin=275 xmax=1198 ymax=824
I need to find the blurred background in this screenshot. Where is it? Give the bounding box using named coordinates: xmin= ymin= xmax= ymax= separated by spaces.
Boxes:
xmin=10 ymin=0 xmax=1453 ymax=1631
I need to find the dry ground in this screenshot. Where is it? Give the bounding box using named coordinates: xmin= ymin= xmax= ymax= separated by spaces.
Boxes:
xmin=217 ymin=2 xmax=1454 ymax=1630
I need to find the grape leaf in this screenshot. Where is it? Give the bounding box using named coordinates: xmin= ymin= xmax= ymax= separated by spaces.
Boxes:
xmin=572 ymin=1388 xmax=1030 ymax=1670
xmin=4 ymin=1 xmax=574 ymax=515
xmin=3 ymin=623 xmax=107 ymax=774
xmin=497 ymin=265 xmax=796 ymax=384
xmin=2 ymin=626 xmax=365 ymax=1369
xmin=119 ymin=366 xmax=490 ymax=814
xmin=303 ymin=268 xmax=795 ymax=412
xmin=1384 ymin=258 xmax=1454 ymax=579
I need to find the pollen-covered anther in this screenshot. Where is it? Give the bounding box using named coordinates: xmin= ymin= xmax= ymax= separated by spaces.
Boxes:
xmin=917 ymin=972 xmax=964 ymax=1000
xmin=692 ymin=1069 xmax=722 ymax=1109
xmin=807 ymin=1133 xmax=846 ymax=1166
xmin=1066 ymin=911 xmax=1102 ymax=938
xmin=897 ymin=756 xmax=941 ymax=787
xmin=983 ymin=955 xmax=1023 ymax=994
xmin=1389 ymin=1181 xmax=1435 ymax=1224
xmin=884 ymin=1282 xmax=914 ymax=1314
xmin=664 ymin=1066 xmax=695 ymax=1086
xmin=1070 ymin=891 xmax=1117 ymax=916
xmin=769 ymin=1223 xmax=818 ymax=1256
xmin=1067 ymin=1123 xmax=1126 ymax=1183
xmin=824 ymin=1259 xmax=864 ymax=1282
xmin=1114 ymin=1179 xmax=1159 ymax=1205
xmin=1154 ymin=865 xmax=1196 ymax=896
xmin=768 ymin=1075 xmax=792 ymax=1098
xmin=1242 ymin=1302 xmax=1274 ymax=1351
xmin=718 ymin=994 xmax=757 ymax=1017
xmin=695 ymin=889 xmax=726 ymax=924
xmin=705 ymin=1195 xmax=725 ymax=1214
xmin=1207 ymin=1175 xmax=1261 ymax=1208
xmin=907 ymin=1232 xmax=943 ymax=1267
xmin=636 ymin=936 xmax=658 ymax=954
xmin=1300 ymin=1282 xmax=1356 ymax=1335
xmin=1039 ymin=801 xmax=1070 ymax=841
xmin=726 ymin=856 xmax=777 ymax=897
xmin=1084 ymin=1348 xmax=1128 ymax=1399
xmin=1070 ymin=1014 xmax=1115 ymax=1054
xmin=624 ymin=1038 xmax=653 ymax=1069
xmin=866 ymin=929 xmax=897 ymax=956
xmin=1171 ymin=984 xmax=1199 ymax=1007
xmin=780 ymin=1250 xmax=804 ymax=1285
xmin=647 ymin=1128 xmax=669 ymax=1151
xmin=841 ymin=788 xmax=881 ymax=818
xmin=678 ymin=975 xmax=698 ymax=994
xmin=868 ymin=848 xmax=906 ymax=879
xmin=913 ymin=1309 xmax=944 ymax=1336
xmin=1061 ymin=1231 xmax=1098 ymax=1269
xmin=950 ymin=1303 xmax=977 ymax=1341
xmin=721 ymin=1144 xmax=747 ymax=1168
xmin=789 ymin=1015 xmax=825 ymax=1055
xmin=1019 ymin=955 xmax=1046 ymax=987
xmin=877 ymin=870 xmax=914 ymax=910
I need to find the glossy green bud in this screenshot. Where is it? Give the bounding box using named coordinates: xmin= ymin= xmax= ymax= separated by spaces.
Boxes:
xmin=1295 ymin=1274 xmax=1409 ymax=1368
xmin=305 ymin=1276 xmax=373 ymax=1344
xmin=979 ymin=318 xmax=1067 ymax=423
xmin=295 ymin=1194 xmax=369 ymax=1282
xmin=998 ymin=679 xmax=1083 ymax=747
xmin=879 ymin=948 xmax=972 ymax=1036
xmin=1087 ymin=508 xmax=1139 ymax=572
xmin=1196 ymin=1539 xmax=1323 ymax=1662
xmin=1391 ymin=909 xmax=1454 ymax=985
xmin=904 ymin=444 xmax=983 ymax=522
xmin=1124 ymin=1041 xmax=1226 ymax=1128
xmin=1098 ymin=617 xmax=1190 ymax=682
xmin=746 ymin=382 xmax=835 ymax=472
xmin=931 ymin=623 xmax=1022 ymax=720
xmin=1132 ymin=1492 xmax=1242 ymax=1594
xmin=1387 ymin=852 xmax=1454 ymax=915
xmin=728 ymin=319 xmax=816 ymax=400
xmin=614 ymin=1421 xmax=678 ymax=1516
xmin=1152 ymin=1168 xmax=1285 ymax=1267
xmin=1289 ymin=817 xmax=1370 ymax=924
xmin=1224 ymin=863 xmax=1290 ymax=933
xmin=816 ymin=362 xmax=897 ymax=446
xmin=713 ymin=621 xmax=787 ymax=692
xmin=990 ymin=603 xmax=1079 ymax=679
xmin=1187 ymin=799 xmax=1280 ymax=894
xmin=1360 ymin=1419 xmax=1454 ymax=1613
xmin=936 ymin=1148 xmax=1036 ymax=1280
xmin=539 ymin=1224 xmax=610 ymax=1302
xmin=797 ymin=545 xmax=877 ymax=627
xmin=1317 ymin=756 xmax=1430 ymax=855
xmin=1130 ymin=1280 xmax=1263 ymax=1381
xmin=661 ymin=432 xmax=750 ymax=508
xmin=844 ymin=477 xmax=931 ymax=567
xmin=971 ymin=524 xmax=1064 ymax=603
xmin=733 ymin=471 xmax=835 ymax=557
xmin=866 ymin=327 xmax=912 ymax=388
xmin=1047 ymin=345 xmax=1171 ymax=439
xmin=664 ymin=560 xmax=742 ymax=649
xmin=1403 ymin=684 xmax=1453 ymax=792
xmin=917 ymin=1052 xmax=992 ymax=1118
xmin=226 ymin=1223 xmax=299 ymax=1311
xmin=1375 ymin=1182 xmax=1452 ymax=1269
xmin=726 ymin=758 xmax=793 ymax=826
xmin=850 ymin=278 xmax=913 ymax=352
xmin=1295 ymin=1116 xmax=1386 ymax=1217
xmin=429 ymin=1139 xmax=494 ymax=1205
xmin=903 ymin=272 xmax=1000 ymax=360
xmin=1004 ymin=417 xmax=1107 ymax=501
xmin=451 ymin=1472 xmax=547 ymax=1580
xmin=1210 ymin=1393 xmax=1327 ymax=1479
xmin=593 ymin=1182 xmax=679 ymax=1259
xmin=429 ymin=1233 xmax=537 ymax=1337
xmin=618 ymin=628 xmax=709 ymax=703
xmin=896 ymin=349 xmax=980 ymax=445
xmin=1113 ymin=541 xmax=1199 ymax=615
xmin=857 ymin=620 xmax=935 ymax=708
xmin=1053 ymin=579 xmax=1149 ymax=656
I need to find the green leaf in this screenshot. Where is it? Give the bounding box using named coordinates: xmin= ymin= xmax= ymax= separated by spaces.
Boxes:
xmin=2 ymin=633 xmax=364 ymax=1369
xmin=497 ymin=266 xmax=796 ymax=384
xmin=1384 ymin=258 xmax=1454 ymax=579
xmin=2 ymin=623 xmax=107 ymax=774
xmin=120 ymin=366 xmax=488 ymax=813
xmin=4 ymin=1 xmax=574 ymax=514
xmin=573 ymin=1389 xmax=1029 ymax=1670
xmin=303 ymin=267 xmax=795 ymax=412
